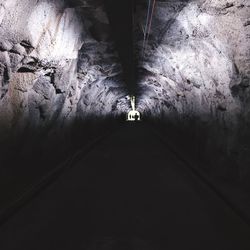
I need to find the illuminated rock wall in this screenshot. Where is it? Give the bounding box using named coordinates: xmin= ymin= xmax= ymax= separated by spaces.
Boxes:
xmin=0 ymin=0 xmax=126 ymax=136
xmin=137 ymin=0 xmax=250 ymax=120
xmin=136 ymin=0 xmax=250 ymax=179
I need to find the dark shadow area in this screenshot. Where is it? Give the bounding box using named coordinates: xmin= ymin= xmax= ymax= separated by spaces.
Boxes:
xmin=149 ymin=116 xmax=250 ymax=224
xmin=0 ymin=121 xmax=250 ymax=250
xmin=105 ymin=0 xmax=138 ymax=95
xmin=0 ymin=116 xmax=124 ymax=219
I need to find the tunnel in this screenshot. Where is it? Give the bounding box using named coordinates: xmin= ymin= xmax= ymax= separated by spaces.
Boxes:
xmin=0 ymin=0 xmax=250 ymax=249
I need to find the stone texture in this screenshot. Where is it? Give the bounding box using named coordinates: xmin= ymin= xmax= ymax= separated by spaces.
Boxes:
xmin=136 ymin=0 xmax=249 ymax=119
xmin=135 ymin=0 xmax=250 ymax=180
xmin=0 ymin=0 xmax=128 ymax=135
xmin=0 ymin=0 xmax=249 ymax=177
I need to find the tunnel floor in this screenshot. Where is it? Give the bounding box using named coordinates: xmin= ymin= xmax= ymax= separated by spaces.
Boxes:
xmin=0 ymin=122 xmax=250 ymax=250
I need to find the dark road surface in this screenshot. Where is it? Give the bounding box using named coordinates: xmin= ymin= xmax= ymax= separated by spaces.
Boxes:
xmin=0 ymin=123 xmax=250 ymax=250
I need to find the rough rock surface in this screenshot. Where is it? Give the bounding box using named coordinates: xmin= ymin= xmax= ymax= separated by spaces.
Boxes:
xmin=0 ymin=0 xmax=127 ymax=137
xmin=137 ymin=0 xmax=250 ymax=119
xmin=1 ymin=0 xmax=249 ymax=128
xmin=0 ymin=0 xmax=250 ymax=181
xmin=135 ymin=0 xmax=250 ymax=181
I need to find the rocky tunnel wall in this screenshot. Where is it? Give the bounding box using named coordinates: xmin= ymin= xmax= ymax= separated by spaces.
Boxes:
xmin=135 ymin=0 xmax=250 ymax=186
xmin=0 ymin=0 xmax=250 ymax=191
xmin=0 ymin=0 xmax=128 ymax=200
xmin=0 ymin=0 xmax=127 ymax=138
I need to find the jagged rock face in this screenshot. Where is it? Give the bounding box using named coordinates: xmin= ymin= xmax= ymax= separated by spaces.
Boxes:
xmin=137 ymin=0 xmax=250 ymax=124
xmin=0 ymin=0 xmax=249 ymax=144
xmin=138 ymin=0 xmax=250 ymax=120
xmin=135 ymin=0 xmax=250 ymax=173
xmin=0 ymin=0 xmax=127 ymax=134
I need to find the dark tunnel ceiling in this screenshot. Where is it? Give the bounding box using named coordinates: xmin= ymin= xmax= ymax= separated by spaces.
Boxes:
xmin=105 ymin=0 xmax=136 ymax=95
